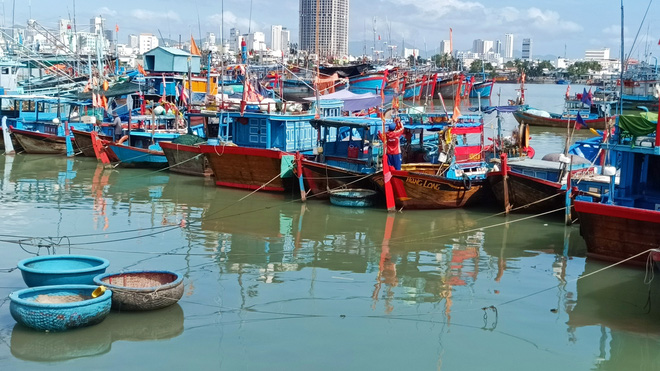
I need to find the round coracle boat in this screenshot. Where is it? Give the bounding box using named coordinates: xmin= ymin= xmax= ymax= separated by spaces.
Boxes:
xmin=93 ymin=270 xmax=184 ymax=311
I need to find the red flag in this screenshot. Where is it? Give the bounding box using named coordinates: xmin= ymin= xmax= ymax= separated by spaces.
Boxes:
xmin=565 ymin=84 xmax=570 ymax=99
xmin=137 ymin=63 xmax=146 ymax=76
xmin=115 ymin=24 xmax=119 ymax=33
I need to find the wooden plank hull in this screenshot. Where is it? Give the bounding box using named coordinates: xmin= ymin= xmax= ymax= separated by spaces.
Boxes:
xmin=513 ymin=110 xmax=608 ymax=129
xmin=372 ymin=169 xmax=488 ymax=209
xmin=199 ymin=145 xmax=293 ymax=192
xmin=487 ymin=170 xmax=566 ymax=213
xmin=107 ymin=143 xmax=168 ymax=169
xmin=300 ymin=158 xmax=379 ymax=199
xmin=437 ymin=80 xmax=460 ymax=99
xmin=11 ymin=128 xmax=68 ymax=155
xmin=160 ymin=141 xmax=210 ymax=177
xmin=0 ymin=127 xmax=23 ymax=152
xmin=71 ymin=129 xmax=112 ymax=157
xmin=574 ymin=200 xmax=660 ymax=266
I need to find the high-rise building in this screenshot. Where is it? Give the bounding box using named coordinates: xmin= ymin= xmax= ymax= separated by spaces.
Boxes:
xmin=522 ymin=38 xmax=532 ymax=61
xmin=90 ymin=16 xmax=105 ymax=34
xmin=271 ymin=25 xmax=283 ymax=52
xmin=299 ymin=0 xmax=349 ymax=58
xmin=482 ymin=40 xmax=493 ymax=54
xmin=281 ymin=28 xmax=291 ymax=55
xmin=472 ymin=39 xmax=483 ymax=54
xmin=138 ymin=33 xmax=158 ymax=55
xmin=229 ymin=28 xmax=240 ymax=52
xmin=128 ymin=34 xmax=138 ymax=49
xmin=495 ymin=40 xmax=502 ymax=55
xmin=439 ymin=40 xmax=451 ymax=55
xmin=504 ymin=33 xmax=514 ymax=59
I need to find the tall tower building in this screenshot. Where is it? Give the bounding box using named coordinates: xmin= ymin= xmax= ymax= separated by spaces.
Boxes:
xmin=439 ymin=40 xmax=450 ymax=55
xmin=299 ymin=0 xmax=349 ymax=58
xmin=271 ymin=25 xmax=283 ymax=52
xmin=522 ymin=38 xmax=532 ymax=61
xmin=504 ymin=33 xmax=514 ymax=59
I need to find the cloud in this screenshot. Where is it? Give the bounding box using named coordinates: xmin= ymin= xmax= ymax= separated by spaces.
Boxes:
xmin=207 ymin=12 xmax=261 ymax=34
xmin=131 ymin=9 xmax=180 ymax=22
xmin=525 ymin=8 xmax=581 ymax=32
xmin=602 ymin=25 xmax=628 ymax=35
xmin=95 ymin=7 xmax=117 ymax=17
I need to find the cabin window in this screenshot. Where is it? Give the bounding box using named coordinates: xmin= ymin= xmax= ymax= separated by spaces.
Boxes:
xmin=1 ymin=68 xmax=8 ymax=75
xmin=37 ymin=102 xmax=45 ymax=112
xmin=21 ymin=101 xmax=35 ymax=112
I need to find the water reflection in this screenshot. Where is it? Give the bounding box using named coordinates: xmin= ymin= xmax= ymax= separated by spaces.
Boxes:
xmin=10 ymin=303 xmax=184 ymax=362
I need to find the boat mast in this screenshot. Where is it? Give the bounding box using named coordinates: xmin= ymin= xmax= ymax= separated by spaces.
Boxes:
xmin=618 ymin=0 xmax=624 ymax=115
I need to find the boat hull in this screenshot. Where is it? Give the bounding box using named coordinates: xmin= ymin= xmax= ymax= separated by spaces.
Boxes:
xmin=574 ymin=200 xmax=660 ymax=266
xmin=160 ymin=141 xmax=210 ymax=177
xmin=107 ymin=143 xmax=168 ymax=169
xmin=71 ymin=129 xmax=112 ymax=157
xmin=470 ymin=81 xmax=494 ymax=98
xmin=0 ymin=127 xmax=23 ymax=152
xmin=301 ymin=158 xmax=379 ymax=199
xmin=513 ymin=110 xmax=608 ymax=130
xmin=199 ymin=145 xmax=294 ymax=192
xmin=487 ymin=170 xmax=566 ymax=213
xmin=372 ymin=167 xmax=488 ymax=209
xmin=10 ymin=128 xmax=68 ymax=155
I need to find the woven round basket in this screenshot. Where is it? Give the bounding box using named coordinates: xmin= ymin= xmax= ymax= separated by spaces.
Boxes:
xmin=93 ymin=271 xmax=183 ymax=311
xmin=9 ymin=285 xmax=112 ymax=332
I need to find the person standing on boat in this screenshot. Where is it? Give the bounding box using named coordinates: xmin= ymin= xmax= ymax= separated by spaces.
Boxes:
xmin=380 ymin=117 xmax=404 ymax=170
xmin=112 ymin=112 xmax=123 ymax=142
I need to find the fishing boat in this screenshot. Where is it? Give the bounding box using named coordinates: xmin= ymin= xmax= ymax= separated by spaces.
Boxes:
xmin=513 ymin=90 xmax=617 ymax=130
xmin=71 ymin=127 xmax=113 ymax=157
xmin=371 ymin=113 xmax=491 ymax=210
xmin=301 ymin=117 xmax=383 ymax=199
xmin=159 ymin=112 xmax=221 ymax=176
xmin=618 ymin=63 xmax=659 ymax=110
xmin=1 ymin=95 xmax=91 ymax=154
xmin=437 ymin=74 xmax=463 ymax=100
xmin=105 ymin=113 xmax=190 ymax=168
xmin=574 ymin=114 xmax=660 ymax=266
xmin=469 ymin=79 xmax=494 ymax=98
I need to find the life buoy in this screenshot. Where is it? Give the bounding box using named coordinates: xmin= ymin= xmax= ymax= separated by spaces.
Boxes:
xmin=462 ymin=174 xmax=472 ymax=190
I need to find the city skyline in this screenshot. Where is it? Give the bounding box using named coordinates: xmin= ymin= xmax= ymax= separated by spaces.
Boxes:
xmin=4 ymin=0 xmax=659 ymax=60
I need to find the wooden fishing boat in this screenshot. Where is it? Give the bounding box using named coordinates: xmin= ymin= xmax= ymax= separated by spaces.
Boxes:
xmin=373 ymin=163 xmax=489 ymax=209
xmin=469 ymin=79 xmax=494 ymax=98
xmin=200 ymin=144 xmax=297 ymax=191
xmin=371 ymin=113 xmax=492 ymax=210
xmin=106 ymin=142 xmax=169 ymax=169
xmin=160 ymin=141 xmax=210 ymax=176
xmin=437 ymin=74 xmax=463 ymax=99
xmin=71 ymin=128 xmax=113 ymax=157
xmin=10 ymin=127 xmax=70 ymax=155
xmin=513 ymin=109 xmax=609 ymax=129
xmin=200 ymin=98 xmax=343 ymax=192
xmin=574 ymin=114 xmax=660 ymax=266
xmin=301 ymin=117 xmax=383 ymax=199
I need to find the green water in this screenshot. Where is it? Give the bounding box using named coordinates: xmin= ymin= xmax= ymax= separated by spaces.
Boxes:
xmin=2 ymin=84 xmax=660 ymax=370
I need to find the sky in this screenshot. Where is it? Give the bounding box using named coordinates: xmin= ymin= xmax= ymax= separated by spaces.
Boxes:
xmin=4 ymin=0 xmax=659 ymax=61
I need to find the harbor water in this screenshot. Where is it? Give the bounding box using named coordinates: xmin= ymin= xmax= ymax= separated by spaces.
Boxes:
xmin=2 ymin=84 xmax=660 ymax=370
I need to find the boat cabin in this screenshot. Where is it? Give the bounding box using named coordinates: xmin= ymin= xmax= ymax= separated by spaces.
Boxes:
xmin=0 ymin=95 xmax=91 ymax=135
xmin=309 ymin=117 xmax=383 ymax=174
